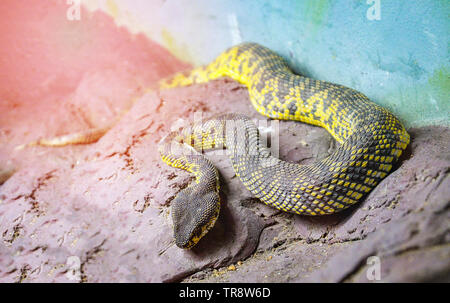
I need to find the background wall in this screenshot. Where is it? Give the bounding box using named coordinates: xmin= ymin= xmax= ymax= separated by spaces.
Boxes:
xmin=85 ymin=0 xmax=449 ymax=127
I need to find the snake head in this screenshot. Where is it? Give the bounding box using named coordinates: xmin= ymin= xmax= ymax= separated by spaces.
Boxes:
xmin=171 ymin=188 xmax=221 ymax=249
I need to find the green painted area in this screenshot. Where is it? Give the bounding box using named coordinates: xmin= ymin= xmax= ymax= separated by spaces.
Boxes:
xmin=429 ymin=67 xmax=450 ymax=98
xmin=384 ymin=65 xmax=450 ymax=126
xmin=304 ymin=0 xmax=332 ymax=30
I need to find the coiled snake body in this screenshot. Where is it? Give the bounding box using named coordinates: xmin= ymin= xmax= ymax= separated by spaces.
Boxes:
xmin=159 ymin=43 xmax=410 ymax=249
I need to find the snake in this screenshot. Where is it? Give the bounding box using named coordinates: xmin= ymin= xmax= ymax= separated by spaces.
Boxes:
xmin=158 ymin=42 xmax=410 ymax=249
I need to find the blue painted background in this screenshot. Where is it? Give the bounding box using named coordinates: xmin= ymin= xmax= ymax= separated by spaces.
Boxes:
xmin=93 ymin=0 xmax=449 ymax=127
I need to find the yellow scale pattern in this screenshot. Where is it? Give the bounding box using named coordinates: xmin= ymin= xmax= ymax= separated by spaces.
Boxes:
xmin=159 ymin=42 xmax=410 ymax=219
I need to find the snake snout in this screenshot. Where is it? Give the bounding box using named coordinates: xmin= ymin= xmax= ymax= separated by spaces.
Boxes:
xmin=171 ymin=188 xmax=221 ymax=249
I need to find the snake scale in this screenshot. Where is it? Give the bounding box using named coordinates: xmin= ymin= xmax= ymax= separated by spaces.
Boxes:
xmin=158 ymin=43 xmax=410 ymax=249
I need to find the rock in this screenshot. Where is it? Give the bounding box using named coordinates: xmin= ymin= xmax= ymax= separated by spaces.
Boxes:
xmin=186 ymin=126 xmax=450 ymax=282
xmin=1 ymin=78 xmax=449 ymax=282
xmin=0 ymin=80 xmax=272 ymax=282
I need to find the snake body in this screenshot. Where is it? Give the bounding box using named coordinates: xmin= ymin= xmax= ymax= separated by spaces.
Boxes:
xmin=159 ymin=42 xmax=409 ymax=248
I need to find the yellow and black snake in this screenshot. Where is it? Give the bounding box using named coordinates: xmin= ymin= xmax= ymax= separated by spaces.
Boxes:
xmin=158 ymin=43 xmax=410 ymax=249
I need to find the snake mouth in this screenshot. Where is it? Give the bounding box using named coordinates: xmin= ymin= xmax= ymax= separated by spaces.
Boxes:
xmin=177 ymin=202 xmax=221 ymax=249
xmin=179 ymin=227 xmax=203 ymax=249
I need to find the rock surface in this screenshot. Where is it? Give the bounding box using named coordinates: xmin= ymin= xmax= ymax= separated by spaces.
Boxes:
xmin=1 ymin=77 xmax=449 ymax=282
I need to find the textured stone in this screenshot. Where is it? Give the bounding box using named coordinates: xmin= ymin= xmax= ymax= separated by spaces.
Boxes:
xmin=185 ymin=126 xmax=450 ymax=282
xmin=0 ymin=80 xmax=272 ymax=282
xmin=1 ymin=79 xmax=449 ymax=283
